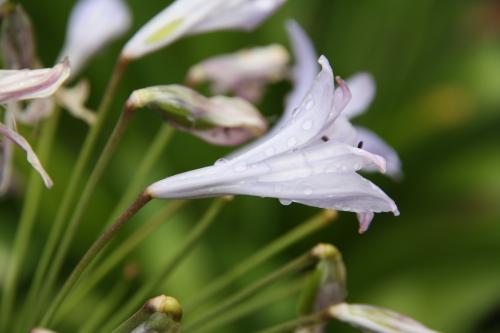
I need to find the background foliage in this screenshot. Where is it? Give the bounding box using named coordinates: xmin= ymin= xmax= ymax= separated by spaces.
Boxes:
xmin=1 ymin=0 xmax=500 ymax=332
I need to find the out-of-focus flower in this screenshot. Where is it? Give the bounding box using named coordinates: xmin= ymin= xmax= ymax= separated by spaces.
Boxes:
xmin=128 ymin=85 xmax=267 ymax=146
xmin=187 ymin=44 xmax=290 ymax=102
xmin=147 ymin=56 xmax=398 ymax=231
xmin=1 ymin=4 xmax=37 ymax=69
xmin=30 ymin=329 xmax=58 ymax=333
xmin=58 ymin=0 xmax=131 ymax=78
xmin=0 ymin=60 xmax=70 ymax=191
xmin=283 ymin=21 xmax=402 ymax=179
xmin=122 ymin=0 xmax=287 ymax=60
xmin=0 ymin=59 xmax=70 ymax=103
xmin=54 ymin=80 xmax=96 ymax=124
xmin=328 ymin=303 xmax=441 ymax=333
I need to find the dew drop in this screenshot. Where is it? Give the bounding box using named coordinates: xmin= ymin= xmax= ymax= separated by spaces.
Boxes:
xmin=279 ymin=198 xmax=292 ymax=206
xmin=302 ymin=120 xmax=313 ymax=130
xmin=215 ymin=158 xmax=228 ymax=166
xmin=305 ymin=99 xmax=314 ymax=110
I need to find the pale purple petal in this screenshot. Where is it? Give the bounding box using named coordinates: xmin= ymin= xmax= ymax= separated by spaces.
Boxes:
xmin=190 ymin=0 xmax=287 ymax=34
xmin=356 ymin=126 xmax=402 ymax=179
xmin=342 ymin=73 xmax=376 ymax=119
xmin=0 ymin=59 xmax=70 ymax=103
xmin=230 ymin=56 xmax=336 ymax=164
xmin=54 ymin=80 xmax=96 ymax=124
xmin=186 ymin=44 xmax=289 ymax=103
xmin=122 ymin=0 xmax=286 ymax=60
xmin=59 ymin=0 xmax=131 ymax=77
xmin=0 ymin=123 xmax=52 ymax=188
xmin=14 ymin=98 xmax=55 ymax=125
xmin=281 ymin=20 xmax=319 ymax=124
xmin=356 ymin=212 xmax=374 ymax=234
xmin=329 ymin=303 xmax=440 ymax=333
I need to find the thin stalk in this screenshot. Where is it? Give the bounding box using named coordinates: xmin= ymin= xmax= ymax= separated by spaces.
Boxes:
xmin=254 ymin=311 xmax=329 ymax=333
xmin=183 ymin=251 xmax=317 ymax=332
xmin=24 ymin=57 xmax=128 ymax=323
xmin=185 ymin=210 xmax=336 ymax=313
xmin=100 ymin=198 xmax=229 ymax=333
xmin=39 ymin=103 xmax=137 ymax=307
xmin=55 ymin=200 xmax=187 ymax=324
xmin=105 ymin=125 xmax=175 ymax=225
xmin=0 ymin=109 xmax=60 ymax=331
xmin=191 ymin=279 xmax=304 ymax=333
xmin=40 ymin=190 xmax=152 ymax=327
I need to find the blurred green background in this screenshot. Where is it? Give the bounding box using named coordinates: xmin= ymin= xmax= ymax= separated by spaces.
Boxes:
xmin=1 ymin=0 xmax=500 ymax=332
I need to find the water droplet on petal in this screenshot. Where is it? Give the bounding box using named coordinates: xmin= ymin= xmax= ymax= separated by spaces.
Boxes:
xmin=215 ymin=158 xmax=228 ymax=166
xmin=305 ymin=99 xmax=314 ymax=110
xmin=279 ymin=198 xmax=292 ymax=206
xmin=302 ymin=120 xmax=313 ymax=130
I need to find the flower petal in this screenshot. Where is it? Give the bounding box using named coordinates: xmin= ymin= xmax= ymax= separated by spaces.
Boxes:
xmin=59 ymin=0 xmax=131 ymax=77
xmin=14 ymin=98 xmax=55 ymax=125
xmin=231 ymin=55 xmax=336 ymax=164
xmin=342 ymin=72 xmax=376 ymax=119
xmin=55 ymin=80 xmax=96 ymax=125
xmin=189 ymin=0 xmax=286 ymax=34
xmin=283 ymin=20 xmax=318 ymax=120
xmin=329 ymin=303 xmax=441 ymax=333
xmin=186 ymin=44 xmax=289 ymax=102
xmin=122 ymin=0 xmax=286 ymax=60
xmin=0 ymin=122 xmax=52 ymax=188
xmin=0 ymin=59 xmax=70 ymax=103
xmin=356 ymin=126 xmax=402 ymax=179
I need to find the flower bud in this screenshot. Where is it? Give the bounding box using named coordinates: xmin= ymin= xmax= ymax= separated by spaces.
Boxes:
xmin=128 ymin=85 xmax=267 ymax=146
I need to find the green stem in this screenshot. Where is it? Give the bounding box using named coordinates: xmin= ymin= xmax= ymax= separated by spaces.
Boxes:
xmin=40 ymin=191 xmax=152 ymax=327
xmin=100 ymin=198 xmax=229 ymax=333
xmin=192 ymin=279 xmax=304 ymax=333
xmin=0 ymin=108 xmax=60 ymax=331
xmin=54 ymin=200 xmax=187 ymax=324
xmin=185 ymin=210 xmax=336 ymax=313
xmin=38 ymin=102 xmax=136 ymax=308
xmin=254 ymin=311 xmax=328 ymax=333
xmin=24 ymin=57 xmax=128 ymax=324
xmin=183 ymin=251 xmax=317 ymax=332
xmin=104 ymin=125 xmax=175 ymax=226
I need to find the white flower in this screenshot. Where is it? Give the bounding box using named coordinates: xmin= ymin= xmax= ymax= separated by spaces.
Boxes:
xmin=58 ymin=0 xmax=131 ymax=78
xmin=122 ymin=0 xmax=287 ymax=60
xmin=282 ymin=20 xmax=402 ymax=179
xmin=187 ymin=44 xmax=290 ymax=102
xmin=329 ymin=303 xmax=441 ymax=333
xmin=147 ymin=56 xmax=398 ymax=231
xmin=0 ymin=60 xmax=70 ymax=190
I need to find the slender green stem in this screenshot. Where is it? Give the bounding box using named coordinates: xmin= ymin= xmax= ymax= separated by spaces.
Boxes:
xmin=185 ymin=210 xmax=336 ymax=313
xmin=254 ymin=311 xmax=328 ymax=333
xmin=0 ymin=109 xmax=60 ymax=331
xmin=54 ymin=200 xmax=187 ymax=324
xmin=24 ymin=57 xmax=128 ymax=325
xmin=191 ymin=279 xmax=304 ymax=333
xmin=183 ymin=251 xmax=317 ymax=332
xmin=38 ymin=103 xmax=136 ymax=308
xmin=104 ymin=125 xmax=175 ymax=226
xmin=100 ymin=198 xmax=229 ymax=333
xmin=40 ymin=191 xmax=152 ymax=327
